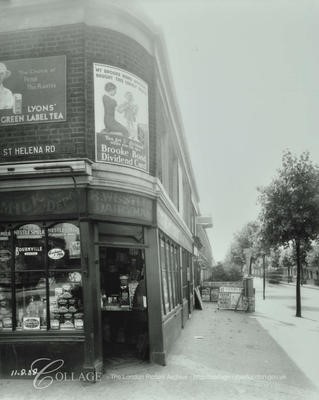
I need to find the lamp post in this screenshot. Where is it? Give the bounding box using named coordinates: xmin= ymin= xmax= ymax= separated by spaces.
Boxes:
xmin=243 ymin=248 xmax=252 ymax=277
xmin=249 ymin=256 xmax=253 ymax=276
xmin=262 ymin=253 xmax=266 ymax=300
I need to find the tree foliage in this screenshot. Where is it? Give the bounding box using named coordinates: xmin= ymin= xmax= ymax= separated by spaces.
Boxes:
xmin=306 ymin=241 xmax=319 ymax=271
xmin=212 ymin=262 xmax=242 ymax=282
xmin=258 ymin=151 xmax=319 ymax=246
xmin=269 ymin=247 xmax=281 ymax=269
xmin=258 ymin=151 xmax=319 ymax=317
xmin=279 ymin=246 xmax=294 ymax=270
xmin=225 ymin=221 xmax=260 ymax=270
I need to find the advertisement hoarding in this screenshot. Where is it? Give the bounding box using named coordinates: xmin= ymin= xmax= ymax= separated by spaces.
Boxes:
xmin=0 ymin=56 xmax=66 ymax=126
xmin=93 ymin=63 xmax=149 ymax=173
xmin=0 ymin=56 xmax=67 ymax=162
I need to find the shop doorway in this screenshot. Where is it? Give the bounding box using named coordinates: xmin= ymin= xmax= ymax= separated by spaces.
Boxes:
xmin=99 ymin=247 xmax=149 ymax=361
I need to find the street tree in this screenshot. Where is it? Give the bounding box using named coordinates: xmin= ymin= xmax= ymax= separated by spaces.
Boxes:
xmin=212 ymin=261 xmax=242 ymax=281
xmin=306 ymin=241 xmax=319 ymax=282
xmin=225 ymin=221 xmax=260 ymax=273
xmin=269 ymin=247 xmax=281 ymax=269
xmin=258 ymin=151 xmax=319 ymax=317
xmin=279 ymin=246 xmax=294 ymax=281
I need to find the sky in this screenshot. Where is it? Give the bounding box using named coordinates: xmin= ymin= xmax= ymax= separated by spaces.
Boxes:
xmin=138 ymin=0 xmax=319 ymax=262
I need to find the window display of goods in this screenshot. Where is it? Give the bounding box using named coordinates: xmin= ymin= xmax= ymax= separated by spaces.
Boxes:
xmin=0 ymin=222 xmax=84 ymax=333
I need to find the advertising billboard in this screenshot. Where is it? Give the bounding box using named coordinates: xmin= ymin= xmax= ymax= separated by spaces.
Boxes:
xmin=0 ymin=55 xmax=66 ymax=126
xmin=93 ymin=63 xmax=149 ymax=172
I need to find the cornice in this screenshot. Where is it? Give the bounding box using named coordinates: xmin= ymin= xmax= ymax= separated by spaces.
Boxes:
xmin=0 ymin=0 xmax=156 ymax=56
xmin=0 ymin=166 xmax=194 ymax=248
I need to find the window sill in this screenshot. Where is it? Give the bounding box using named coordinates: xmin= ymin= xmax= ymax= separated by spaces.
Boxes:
xmin=162 ymin=304 xmax=182 ymax=322
xmin=0 ymin=330 xmax=85 ymax=343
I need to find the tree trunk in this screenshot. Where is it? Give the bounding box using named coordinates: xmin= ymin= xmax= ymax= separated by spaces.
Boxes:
xmin=295 ymin=239 xmax=302 ymax=317
xmin=262 ymin=254 xmax=266 ymax=300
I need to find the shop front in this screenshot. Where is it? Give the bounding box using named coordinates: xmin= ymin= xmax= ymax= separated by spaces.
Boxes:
xmin=0 ymin=0 xmax=213 ymax=382
xmin=0 ymin=185 xmax=158 ymax=378
xmin=97 ymin=221 xmax=148 ymax=360
xmin=99 ymin=242 xmax=148 ymax=360
xmin=0 ymin=218 xmax=86 ymax=377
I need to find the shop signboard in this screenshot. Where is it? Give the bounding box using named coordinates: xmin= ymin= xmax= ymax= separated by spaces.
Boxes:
xmin=93 ymin=63 xmax=149 ymax=172
xmin=157 ymin=204 xmax=193 ymax=253
xmin=88 ymin=189 xmax=153 ymax=224
xmin=0 ymin=56 xmax=66 ymax=126
xmin=211 ymin=288 xmax=219 ymax=302
xmin=0 ymin=189 xmax=83 ymax=219
xmin=218 ymin=286 xmax=245 ymax=310
xmin=201 ymin=287 xmax=211 ymax=302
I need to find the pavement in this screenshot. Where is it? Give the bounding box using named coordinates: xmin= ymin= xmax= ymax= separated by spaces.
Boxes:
xmin=254 ymin=277 xmax=319 ymax=392
xmin=0 ymin=285 xmax=318 ymax=400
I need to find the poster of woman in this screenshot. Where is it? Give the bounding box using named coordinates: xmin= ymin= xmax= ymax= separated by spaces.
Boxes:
xmin=0 ymin=63 xmax=14 ymax=110
xmin=94 ymin=63 xmax=149 ymax=172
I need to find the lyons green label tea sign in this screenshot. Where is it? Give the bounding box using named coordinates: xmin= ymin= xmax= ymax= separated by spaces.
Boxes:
xmin=0 ymin=55 xmax=66 ymax=126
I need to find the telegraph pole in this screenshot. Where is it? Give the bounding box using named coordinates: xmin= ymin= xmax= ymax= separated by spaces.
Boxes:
xmin=262 ymin=253 xmax=266 ymax=300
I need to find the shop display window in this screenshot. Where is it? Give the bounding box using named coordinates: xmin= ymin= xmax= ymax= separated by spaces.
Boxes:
xmin=0 ymin=227 xmax=12 ymax=330
xmin=169 ymin=242 xmax=179 ymax=309
xmin=48 ymin=271 xmax=83 ymax=331
xmin=159 ymin=238 xmax=170 ymax=314
xmin=0 ymin=221 xmax=83 ymax=333
xmin=48 ymin=223 xmax=80 ymax=270
xmin=15 ymin=272 xmax=47 ymax=330
xmin=173 ymin=245 xmax=181 ymax=305
xmin=14 ymin=224 xmax=45 ymax=271
xmin=0 ymin=226 xmax=11 ymax=275
xmin=182 ymin=250 xmax=190 ymax=300
xmin=170 ymin=243 xmax=178 ymax=308
xmin=165 ymin=241 xmax=174 ymax=308
xmin=159 ymin=233 xmax=182 ymax=315
xmin=0 ymin=275 xmax=12 ymax=331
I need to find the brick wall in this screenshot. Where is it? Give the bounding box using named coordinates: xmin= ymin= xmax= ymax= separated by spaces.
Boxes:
xmin=0 ymin=23 xmax=157 ymax=175
xmin=84 ymin=25 xmax=156 ymax=175
xmin=0 ymin=24 xmax=86 ymax=162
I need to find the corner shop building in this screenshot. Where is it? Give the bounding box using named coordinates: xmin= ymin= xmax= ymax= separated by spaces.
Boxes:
xmin=0 ymin=0 xmax=213 ymax=377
